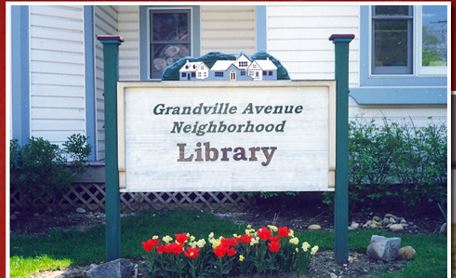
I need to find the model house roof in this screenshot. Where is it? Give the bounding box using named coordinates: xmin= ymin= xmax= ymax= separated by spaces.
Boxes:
xmin=211 ymin=60 xmax=236 ymax=71
xmin=179 ymin=61 xmax=207 ymax=72
xmin=252 ymin=59 xmax=277 ymax=71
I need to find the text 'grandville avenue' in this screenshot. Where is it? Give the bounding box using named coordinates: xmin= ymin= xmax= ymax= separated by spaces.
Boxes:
xmin=153 ymin=103 xmax=304 ymax=115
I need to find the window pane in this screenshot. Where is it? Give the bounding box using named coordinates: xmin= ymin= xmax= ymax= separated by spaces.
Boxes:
xmin=151 ymin=12 xmax=189 ymax=42
xmin=374 ymin=6 xmax=410 ymax=16
xmin=151 ymin=43 xmax=191 ymax=79
xmin=374 ymin=20 xmax=409 ymax=67
xmin=422 ymin=6 xmax=447 ymax=66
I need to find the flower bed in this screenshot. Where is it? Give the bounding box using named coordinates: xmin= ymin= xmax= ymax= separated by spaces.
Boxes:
xmin=141 ymin=225 xmax=318 ymax=277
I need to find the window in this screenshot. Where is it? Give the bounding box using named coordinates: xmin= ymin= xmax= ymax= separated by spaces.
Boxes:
xmin=181 ymin=72 xmax=186 ymax=77
xmin=263 ymin=71 xmax=267 ymax=75
xmin=198 ymin=72 xmax=201 ymax=77
xmin=191 ymin=72 xmax=196 ymax=77
xmin=239 ymin=61 xmax=248 ymax=67
xmin=215 ymin=72 xmax=224 ymax=77
xmin=241 ymin=70 xmax=246 ymax=76
xmin=268 ymin=71 xmax=272 ymax=76
xmin=417 ymin=6 xmax=447 ymax=74
xmin=372 ymin=6 xmax=413 ymax=74
xmin=149 ymin=9 xmax=191 ymax=79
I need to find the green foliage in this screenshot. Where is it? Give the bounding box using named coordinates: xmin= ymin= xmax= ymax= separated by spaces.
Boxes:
xmin=63 ymin=134 xmax=91 ymax=173
xmin=323 ymin=119 xmax=447 ymax=212
xmin=10 ymin=134 xmax=91 ymax=203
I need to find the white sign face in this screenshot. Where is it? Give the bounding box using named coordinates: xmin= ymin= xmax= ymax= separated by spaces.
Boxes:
xmin=117 ymin=81 xmax=336 ymax=192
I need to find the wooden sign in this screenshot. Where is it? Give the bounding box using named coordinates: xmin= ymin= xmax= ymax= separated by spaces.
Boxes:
xmin=117 ymin=81 xmax=336 ymax=192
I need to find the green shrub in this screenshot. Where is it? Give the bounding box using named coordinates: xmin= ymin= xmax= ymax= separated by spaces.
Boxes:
xmin=324 ymin=119 xmax=447 ymax=213
xmin=10 ymin=134 xmax=91 ymax=204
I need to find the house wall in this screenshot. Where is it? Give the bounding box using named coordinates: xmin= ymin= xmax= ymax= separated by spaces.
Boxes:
xmin=29 ymin=5 xmax=86 ymax=144
xmin=118 ymin=6 xmax=140 ymax=81
xmin=200 ymin=6 xmax=256 ymax=55
xmin=266 ymin=5 xmax=446 ymax=127
xmin=94 ymin=6 xmax=118 ymax=160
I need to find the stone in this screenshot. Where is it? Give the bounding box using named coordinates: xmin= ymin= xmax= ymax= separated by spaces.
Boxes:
xmin=85 ymin=258 xmax=133 ymax=278
xmin=400 ymin=219 xmax=407 ymax=224
xmin=366 ymin=235 xmax=401 ymax=262
xmin=308 ymin=224 xmax=321 ymax=230
xmin=382 ymin=218 xmax=390 ymax=225
xmin=398 ymin=246 xmax=416 ymax=261
xmin=76 ymin=207 xmax=86 ymax=214
xmin=384 ymin=213 xmax=396 ymax=219
xmin=389 ymin=224 xmax=404 ymax=232
xmin=373 ymin=216 xmax=382 ymax=222
xmin=439 ymin=223 xmax=447 ymax=234
xmin=389 ymin=217 xmax=396 ymax=224
xmin=348 ymin=222 xmax=359 ymax=231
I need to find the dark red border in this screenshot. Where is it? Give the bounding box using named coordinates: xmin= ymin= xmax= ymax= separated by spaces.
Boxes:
xmin=1 ymin=1 xmax=453 ymax=278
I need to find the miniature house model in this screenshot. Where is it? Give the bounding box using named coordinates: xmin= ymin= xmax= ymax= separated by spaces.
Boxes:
xmin=178 ymin=54 xmax=278 ymax=81
xmin=179 ymin=61 xmax=209 ymax=81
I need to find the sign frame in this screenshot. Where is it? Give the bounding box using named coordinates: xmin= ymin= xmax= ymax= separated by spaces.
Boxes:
xmin=116 ymin=80 xmax=337 ymax=192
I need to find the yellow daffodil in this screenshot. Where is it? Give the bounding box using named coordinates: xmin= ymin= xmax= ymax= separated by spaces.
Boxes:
xmin=247 ymin=224 xmax=252 ymax=229
xmin=233 ymin=233 xmax=238 ymax=238
xmin=295 ymin=248 xmax=299 ymax=253
xmin=210 ymin=238 xmax=221 ymax=248
xmin=289 ymin=237 xmax=299 ymax=245
xmin=190 ymin=235 xmax=196 ymax=242
xmin=162 ymin=235 xmax=173 ymax=243
xmin=239 ymin=255 xmax=245 ymax=262
xmin=152 ymin=235 xmax=159 ymax=240
xmin=196 ymin=239 xmax=206 ymax=248
xmin=250 ymin=237 xmax=260 ymax=246
xmin=208 ymin=232 xmax=214 ymax=239
xmin=245 ymin=228 xmax=256 ymax=236
xmin=188 ymin=241 xmax=197 ymax=248
xmin=267 ymin=225 xmax=278 ymax=232
xmin=288 ymin=229 xmax=294 ymax=237
xmin=302 ymin=241 xmax=311 ymax=252
xmin=311 ymin=245 xmax=319 ymax=255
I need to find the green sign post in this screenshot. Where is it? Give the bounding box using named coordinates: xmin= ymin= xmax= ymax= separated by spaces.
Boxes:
xmin=97 ymin=33 xmax=353 ymax=265
xmin=329 ymin=34 xmax=354 ymax=264
xmin=97 ymin=35 xmax=123 ymax=261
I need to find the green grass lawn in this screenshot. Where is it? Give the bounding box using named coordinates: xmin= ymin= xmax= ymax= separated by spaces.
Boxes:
xmin=10 ymin=211 xmax=447 ymax=278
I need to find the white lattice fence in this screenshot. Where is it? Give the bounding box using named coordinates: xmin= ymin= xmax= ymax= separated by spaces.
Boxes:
xmin=10 ymin=183 xmax=253 ymax=212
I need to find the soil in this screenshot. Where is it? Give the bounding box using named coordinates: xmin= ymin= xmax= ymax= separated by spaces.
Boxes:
xmin=11 ymin=200 xmax=442 ymax=278
xmin=30 ymin=251 xmax=408 ymax=278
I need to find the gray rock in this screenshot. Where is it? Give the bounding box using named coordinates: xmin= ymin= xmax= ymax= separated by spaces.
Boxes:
xmin=400 ymin=218 xmax=407 ymax=224
xmin=384 ymin=213 xmax=396 ymax=219
xmin=373 ymin=216 xmax=382 ymax=222
xmin=389 ymin=224 xmax=404 ymax=232
xmin=85 ymin=258 xmax=133 ymax=278
xmin=382 ymin=218 xmax=390 ymax=225
xmin=389 ymin=217 xmax=396 ymax=224
xmin=366 ymin=235 xmax=401 ymax=262
xmin=76 ymin=207 xmax=86 ymax=214
xmin=440 ymin=223 xmax=447 ymax=234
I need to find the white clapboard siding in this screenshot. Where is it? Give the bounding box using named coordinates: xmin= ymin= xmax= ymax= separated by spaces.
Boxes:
xmin=348 ymin=97 xmax=447 ymax=127
xmin=29 ymin=5 xmax=86 ymax=145
xmin=94 ymin=6 xmax=118 ymax=160
xmin=117 ymin=6 xmax=140 ymax=81
xmin=201 ymin=6 xmax=256 ymax=55
xmin=267 ymin=5 xmax=360 ymax=87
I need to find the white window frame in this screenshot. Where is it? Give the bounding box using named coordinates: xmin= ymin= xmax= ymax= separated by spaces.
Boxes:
xmin=147 ymin=7 xmax=194 ymax=80
xmin=415 ymin=6 xmax=447 ymax=76
xmin=368 ymin=5 xmax=448 ymax=77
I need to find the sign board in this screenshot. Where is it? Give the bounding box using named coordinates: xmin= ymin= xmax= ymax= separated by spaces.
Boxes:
xmin=117 ymin=81 xmax=336 ymax=192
